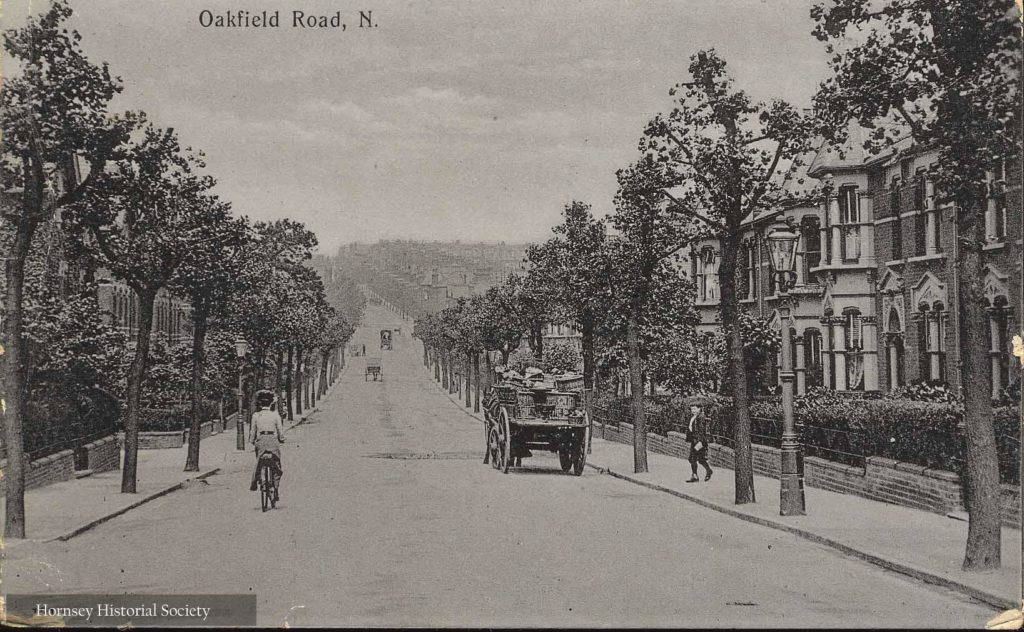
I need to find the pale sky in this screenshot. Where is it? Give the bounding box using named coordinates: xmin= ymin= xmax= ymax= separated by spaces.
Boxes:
xmin=4 ymin=0 xmax=828 ymax=255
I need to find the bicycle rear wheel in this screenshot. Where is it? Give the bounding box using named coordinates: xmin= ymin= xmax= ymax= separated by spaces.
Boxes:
xmin=260 ymin=463 xmax=272 ymax=512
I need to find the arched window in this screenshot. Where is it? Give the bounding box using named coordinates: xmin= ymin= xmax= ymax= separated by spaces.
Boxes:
xmin=803 ymin=328 xmax=823 ymax=388
xmin=843 ymin=309 xmax=865 ymax=390
xmin=887 ymin=308 xmax=905 ymax=390
xmin=918 ymin=302 xmax=946 ymax=382
xmin=988 ymin=296 xmax=1011 ymax=399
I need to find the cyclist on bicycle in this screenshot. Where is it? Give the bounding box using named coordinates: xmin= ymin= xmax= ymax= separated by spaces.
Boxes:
xmin=249 ymin=390 xmax=284 ymax=495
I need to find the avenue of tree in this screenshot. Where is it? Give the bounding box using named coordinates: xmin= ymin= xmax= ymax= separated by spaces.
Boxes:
xmin=0 ymin=2 xmax=360 ymax=536
xmin=411 ymin=0 xmax=1021 ymax=573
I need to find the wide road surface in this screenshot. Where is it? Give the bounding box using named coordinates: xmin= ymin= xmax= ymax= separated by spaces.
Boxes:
xmin=5 ymin=305 xmax=996 ymax=627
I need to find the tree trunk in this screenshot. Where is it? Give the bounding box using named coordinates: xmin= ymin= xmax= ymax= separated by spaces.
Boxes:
xmin=123 ymin=288 xmax=157 ymax=494
xmin=0 ymin=221 xmax=35 ymax=537
xmin=958 ymin=208 xmax=1001 ymax=570
xmin=295 ymin=347 xmax=304 ymax=416
xmin=500 ymin=349 xmax=511 ymax=367
xmin=433 ymin=348 xmax=440 ymax=381
xmin=285 ymin=344 xmax=294 ymax=421
xmin=465 ymin=352 xmax=472 ymax=408
xmin=275 ymin=347 xmax=284 ymax=415
xmin=257 ymin=348 xmax=268 ymax=397
xmin=719 ymin=226 xmax=756 ymax=504
xmin=423 ymin=341 xmax=429 ymax=367
xmin=581 ymin=310 xmax=596 ymax=391
xmin=184 ymin=309 xmax=208 ymax=472
xmin=474 ymin=352 xmax=481 ymax=413
xmin=304 ymin=356 xmax=312 ymax=409
xmin=627 ymin=311 xmax=648 ymax=473
xmin=320 ymin=352 xmax=329 ymax=397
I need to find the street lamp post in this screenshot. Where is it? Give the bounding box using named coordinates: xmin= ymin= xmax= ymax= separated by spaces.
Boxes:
xmin=766 ymin=219 xmax=806 ymax=516
xmin=234 ymin=337 xmax=250 ymax=451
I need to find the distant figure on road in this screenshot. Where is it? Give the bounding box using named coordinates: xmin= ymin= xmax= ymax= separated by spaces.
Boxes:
xmin=685 ymin=402 xmax=713 ymax=483
xmin=250 ymin=390 xmax=285 ymax=494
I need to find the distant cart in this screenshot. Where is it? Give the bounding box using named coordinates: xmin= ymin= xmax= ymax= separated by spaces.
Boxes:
xmin=365 ymin=356 xmax=382 ymax=381
xmin=350 ymin=343 xmax=362 ymax=357
xmin=380 ymin=329 xmax=393 ymax=351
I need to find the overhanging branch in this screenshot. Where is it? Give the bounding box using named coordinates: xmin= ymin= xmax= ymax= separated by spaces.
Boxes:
xmin=657 ymin=188 xmax=728 ymax=234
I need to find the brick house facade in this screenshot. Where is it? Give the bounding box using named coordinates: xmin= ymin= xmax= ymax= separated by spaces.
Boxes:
xmin=684 ymin=125 xmax=1021 ymax=398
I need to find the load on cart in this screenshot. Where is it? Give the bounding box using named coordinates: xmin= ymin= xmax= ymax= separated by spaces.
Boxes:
xmin=482 ymin=366 xmax=588 ymax=475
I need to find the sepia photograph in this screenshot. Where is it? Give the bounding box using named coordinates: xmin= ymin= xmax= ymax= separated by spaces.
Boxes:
xmin=0 ymin=0 xmax=1021 ymax=627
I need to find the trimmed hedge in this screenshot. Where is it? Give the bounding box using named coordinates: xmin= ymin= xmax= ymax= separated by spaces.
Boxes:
xmin=595 ymin=391 xmax=1020 ymax=484
xmin=22 ymin=381 xmax=120 ymax=460
xmin=135 ymin=400 xmax=220 ymax=433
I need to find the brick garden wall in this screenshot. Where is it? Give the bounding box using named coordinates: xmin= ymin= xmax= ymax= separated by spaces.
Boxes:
xmin=0 ymin=450 xmax=76 ymax=496
xmin=117 ymin=431 xmax=185 ymax=450
xmin=81 ymin=435 xmax=119 ymax=472
xmin=596 ymin=422 xmax=1021 ymax=528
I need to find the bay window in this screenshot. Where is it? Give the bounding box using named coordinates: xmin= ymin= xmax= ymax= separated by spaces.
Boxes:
xmin=838 ymin=186 xmax=861 ymax=261
xmin=694 ymin=246 xmax=719 ymax=303
xmin=890 ymin=178 xmax=903 ymax=259
xmin=800 ymin=216 xmax=821 ymax=278
xmin=987 ymin=161 xmax=1011 ymax=240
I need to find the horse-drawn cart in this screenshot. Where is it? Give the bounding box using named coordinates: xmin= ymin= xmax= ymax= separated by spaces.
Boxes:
xmin=482 ymin=375 xmax=588 ymax=475
xmin=365 ymin=356 xmax=382 ymax=381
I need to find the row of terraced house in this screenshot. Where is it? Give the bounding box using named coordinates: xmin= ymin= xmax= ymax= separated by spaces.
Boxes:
xmin=336 ymin=240 xmax=529 ymax=315
xmin=681 ymin=124 xmax=1021 ymax=398
xmin=1 ymin=156 xmax=192 ymax=349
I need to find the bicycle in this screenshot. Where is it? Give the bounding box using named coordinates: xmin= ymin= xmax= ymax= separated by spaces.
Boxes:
xmin=257 ymin=452 xmax=280 ymax=512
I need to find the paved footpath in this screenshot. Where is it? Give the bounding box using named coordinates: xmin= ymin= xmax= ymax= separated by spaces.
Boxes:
xmin=0 ymin=305 xmax=1006 ymax=627
xmin=433 ymin=341 xmax=1021 ymax=614
xmin=0 ymin=393 xmax=332 ymax=545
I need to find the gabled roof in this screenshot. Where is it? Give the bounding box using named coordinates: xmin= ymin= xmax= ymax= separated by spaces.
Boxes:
xmin=807 ymin=116 xmax=919 ymax=176
xmin=807 ymin=123 xmax=871 ymax=177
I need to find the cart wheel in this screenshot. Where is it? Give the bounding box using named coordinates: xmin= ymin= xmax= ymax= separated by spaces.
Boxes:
xmin=499 ymin=409 xmax=512 ymax=474
xmin=558 ymin=449 xmax=573 ymax=473
xmin=483 ymin=421 xmax=491 ymax=465
xmin=487 ymin=424 xmax=501 ymax=468
xmin=572 ymin=427 xmax=589 ymax=476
